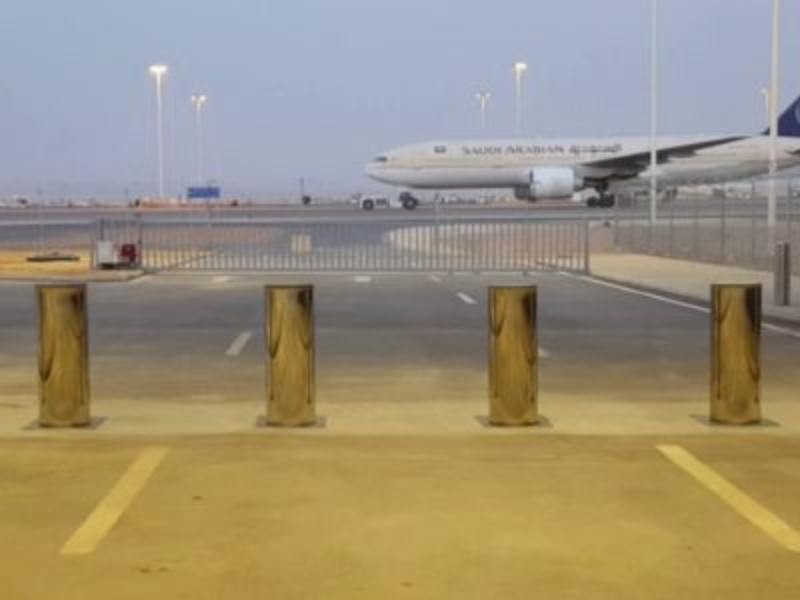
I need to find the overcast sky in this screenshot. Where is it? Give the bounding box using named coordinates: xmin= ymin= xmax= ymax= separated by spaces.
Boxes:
xmin=1 ymin=0 xmax=799 ymax=200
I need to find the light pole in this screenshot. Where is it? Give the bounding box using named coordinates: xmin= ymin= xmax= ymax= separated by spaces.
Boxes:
xmin=191 ymin=94 xmax=208 ymax=185
xmin=476 ymin=91 xmax=491 ymax=132
xmin=513 ymin=61 xmax=528 ymax=136
xmin=768 ymin=0 xmax=781 ymax=238
xmin=149 ymin=64 xmax=168 ymax=199
xmin=649 ymin=0 xmax=659 ymax=226
xmin=761 ymin=87 xmax=771 ymax=124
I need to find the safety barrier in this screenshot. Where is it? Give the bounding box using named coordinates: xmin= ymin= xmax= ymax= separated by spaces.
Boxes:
xmin=17 ymin=281 xmax=778 ymax=431
xmin=774 ymin=242 xmax=791 ymax=306
xmin=95 ymin=216 xmax=590 ymax=274
xmin=710 ymin=284 xmax=762 ymax=425
xmin=488 ymin=286 xmax=539 ymax=426
xmin=37 ymin=284 xmax=91 ymax=427
xmin=265 ymin=285 xmax=316 ymax=427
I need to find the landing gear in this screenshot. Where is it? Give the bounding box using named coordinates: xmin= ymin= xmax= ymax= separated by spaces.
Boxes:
xmin=399 ymin=191 xmax=420 ymax=210
xmin=587 ymin=194 xmax=615 ymax=208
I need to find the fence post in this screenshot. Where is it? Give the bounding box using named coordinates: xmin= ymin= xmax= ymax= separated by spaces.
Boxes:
xmin=265 ymin=285 xmax=316 ymax=427
xmin=583 ymin=219 xmax=591 ymax=274
xmin=38 ymin=284 xmax=91 ymax=427
xmin=710 ymin=284 xmax=761 ymax=425
xmin=136 ymin=214 xmax=145 ymax=270
xmin=488 ymin=286 xmax=538 ymax=426
xmin=774 ymin=242 xmax=791 ymax=306
xmin=720 ymin=193 xmax=727 ymax=264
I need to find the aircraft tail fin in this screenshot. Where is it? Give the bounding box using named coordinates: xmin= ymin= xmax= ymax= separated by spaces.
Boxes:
xmin=763 ymin=94 xmax=800 ymax=137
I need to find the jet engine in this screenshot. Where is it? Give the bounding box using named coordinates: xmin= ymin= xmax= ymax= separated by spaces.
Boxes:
xmin=513 ymin=167 xmax=581 ymax=200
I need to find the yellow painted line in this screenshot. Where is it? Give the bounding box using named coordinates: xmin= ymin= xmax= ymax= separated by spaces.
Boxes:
xmin=60 ymin=446 xmax=168 ymax=556
xmin=658 ymin=445 xmax=800 ymax=552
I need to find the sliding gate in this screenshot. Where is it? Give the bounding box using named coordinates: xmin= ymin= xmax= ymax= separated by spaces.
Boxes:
xmin=96 ymin=216 xmax=590 ymax=273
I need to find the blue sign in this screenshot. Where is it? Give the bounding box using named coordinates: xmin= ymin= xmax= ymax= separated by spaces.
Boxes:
xmin=187 ymin=186 xmax=221 ymax=199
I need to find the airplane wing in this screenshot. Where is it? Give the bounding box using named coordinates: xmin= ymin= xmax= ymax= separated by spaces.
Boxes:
xmin=584 ymin=136 xmax=746 ymax=175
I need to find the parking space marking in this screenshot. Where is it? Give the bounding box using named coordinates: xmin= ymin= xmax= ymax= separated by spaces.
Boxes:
xmin=226 ymin=331 xmax=253 ymax=357
xmin=457 ymin=292 xmax=478 ymax=305
xmin=658 ymin=445 xmax=800 ymax=553
xmin=61 ymin=446 xmax=169 ymax=557
xmin=353 ymin=276 xmax=372 ymax=283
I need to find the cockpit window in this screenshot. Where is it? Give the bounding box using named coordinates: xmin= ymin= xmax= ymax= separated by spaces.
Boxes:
xmin=373 ymin=156 xmax=389 ymax=163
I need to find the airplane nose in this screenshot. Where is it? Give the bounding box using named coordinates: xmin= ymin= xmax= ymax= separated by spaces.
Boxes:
xmin=364 ymin=162 xmax=382 ymax=180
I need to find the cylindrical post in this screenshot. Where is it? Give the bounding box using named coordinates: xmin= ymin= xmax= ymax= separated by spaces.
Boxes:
xmin=489 ymin=286 xmax=538 ymax=426
xmin=710 ymin=284 xmax=761 ymax=425
xmin=38 ymin=284 xmax=91 ymax=427
xmin=774 ymin=241 xmax=791 ymax=306
xmin=265 ymin=286 xmax=315 ymax=427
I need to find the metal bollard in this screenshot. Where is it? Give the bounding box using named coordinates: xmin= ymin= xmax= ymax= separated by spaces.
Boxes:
xmin=710 ymin=284 xmax=761 ymax=425
xmin=774 ymin=241 xmax=791 ymax=307
xmin=37 ymin=284 xmax=91 ymax=427
xmin=265 ymin=286 xmax=316 ymax=427
xmin=488 ymin=286 xmax=538 ymax=426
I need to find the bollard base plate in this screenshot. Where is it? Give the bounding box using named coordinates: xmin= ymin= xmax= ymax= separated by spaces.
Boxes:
xmin=256 ymin=415 xmax=327 ymax=430
xmin=24 ymin=416 xmax=107 ymax=431
xmin=476 ymin=415 xmax=552 ymax=429
xmin=690 ymin=414 xmax=779 ymax=428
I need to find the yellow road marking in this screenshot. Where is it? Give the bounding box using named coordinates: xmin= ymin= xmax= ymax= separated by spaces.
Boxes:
xmin=658 ymin=444 xmax=800 ymax=552
xmin=60 ymin=446 xmax=168 ymax=556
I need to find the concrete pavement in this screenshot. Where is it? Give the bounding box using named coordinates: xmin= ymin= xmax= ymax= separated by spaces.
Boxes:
xmin=2 ymin=435 xmax=800 ymax=599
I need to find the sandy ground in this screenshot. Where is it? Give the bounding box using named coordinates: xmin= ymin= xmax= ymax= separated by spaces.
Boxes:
xmin=0 ymin=250 xmax=91 ymax=276
xmin=0 ymin=250 xmax=144 ymax=282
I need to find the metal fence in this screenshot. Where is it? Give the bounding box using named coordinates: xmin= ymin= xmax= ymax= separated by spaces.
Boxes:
xmin=0 ymin=220 xmax=93 ymax=257
xmin=613 ymin=192 xmax=800 ymax=275
xmin=93 ymin=216 xmax=589 ymax=273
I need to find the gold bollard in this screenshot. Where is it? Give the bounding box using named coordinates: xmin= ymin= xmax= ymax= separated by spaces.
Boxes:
xmin=489 ymin=286 xmax=538 ymax=426
xmin=37 ymin=284 xmax=91 ymax=427
xmin=710 ymin=284 xmax=761 ymax=425
xmin=265 ymin=286 xmax=316 ymax=427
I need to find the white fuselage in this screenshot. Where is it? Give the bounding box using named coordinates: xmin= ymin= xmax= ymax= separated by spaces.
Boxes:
xmin=365 ymin=136 xmax=800 ymax=194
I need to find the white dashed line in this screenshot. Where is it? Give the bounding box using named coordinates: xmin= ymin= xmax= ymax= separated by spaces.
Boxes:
xmin=213 ymin=276 xmax=232 ymax=284
xmin=353 ymin=276 xmax=372 ymax=283
xmin=429 ymin=275 xmax=442 ymax=283
xmin=457 ymin=292 xmax=478 ymax=305
xmin=538 ymin=347 xmax=551 ymax=359
xmin=225 ymin=331 xmax=253 ymax=357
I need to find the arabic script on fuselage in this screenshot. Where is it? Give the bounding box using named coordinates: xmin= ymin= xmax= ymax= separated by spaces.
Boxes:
xmin=461 ymin=143 xmax=623 ymax=157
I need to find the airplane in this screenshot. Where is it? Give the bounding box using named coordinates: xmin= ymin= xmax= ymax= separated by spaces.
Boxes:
xmin=365 ymin=94 xmax=800 ymax=208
